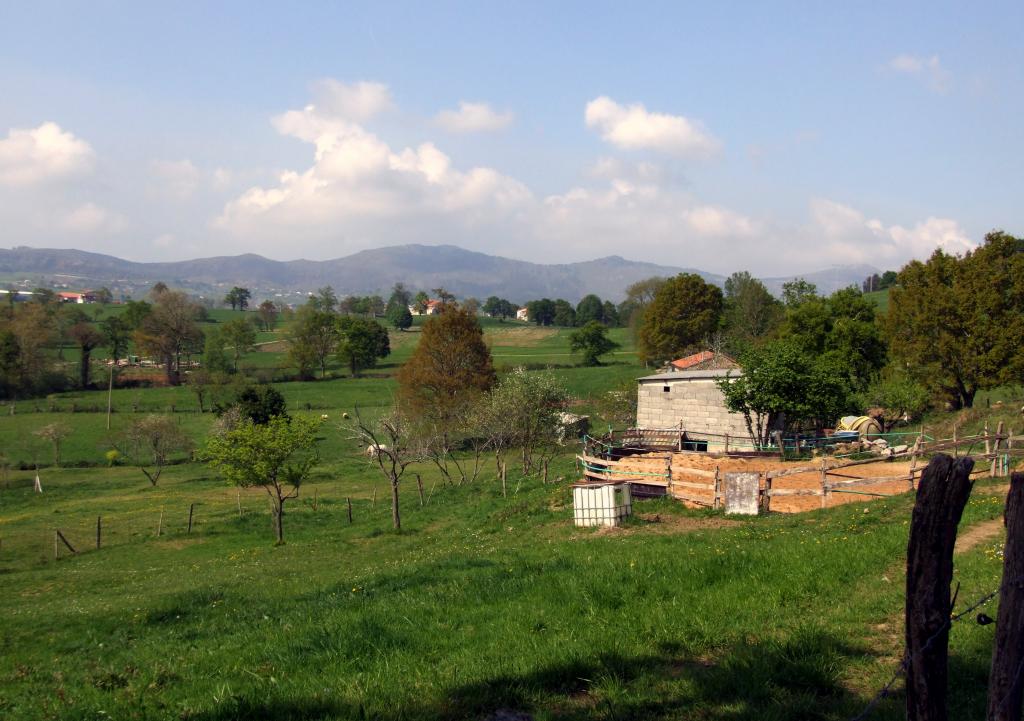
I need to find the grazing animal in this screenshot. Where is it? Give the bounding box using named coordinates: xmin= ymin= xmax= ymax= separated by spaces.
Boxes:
xmin=365 ymin=444 xmax=389 ymax=458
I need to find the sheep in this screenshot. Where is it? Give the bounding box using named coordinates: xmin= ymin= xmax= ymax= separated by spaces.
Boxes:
xmin=365 ymin=444 xmax=389 ymax=458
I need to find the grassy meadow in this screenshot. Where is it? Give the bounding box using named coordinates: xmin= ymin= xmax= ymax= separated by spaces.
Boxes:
xmin=0 ymin=315 xmax=1018 ymax=720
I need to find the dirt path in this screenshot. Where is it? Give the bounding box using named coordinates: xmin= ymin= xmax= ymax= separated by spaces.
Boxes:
xmin=955 ymin=517 xmax=1005 ymax=554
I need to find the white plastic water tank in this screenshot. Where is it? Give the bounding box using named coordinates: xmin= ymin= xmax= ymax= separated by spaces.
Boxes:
xmin=572 ymin=482 xmax=632 ymax=527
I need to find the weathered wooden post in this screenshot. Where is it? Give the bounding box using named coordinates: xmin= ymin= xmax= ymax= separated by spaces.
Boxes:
xmin=773 ymin=430 xmax=785 ymax=461
xmin=501 ymin=462 xmax=507 ymax=498
xmin=346 ymin=496 xmax=353 ymax=523
xmin=991 ymin=421 xmax=1005 ymax=478
xmin=909 ymin=434 xmax=922 ymax=491
xmin=905 ymin=454 xmax=975 ymax=721
xmin=416 ymin=474 xmax=425 ymax=507
xmin=987 ymin=471 xmax=1024 ymax=721
xmin=187 ymin=503 xmax=194 ymax=534
xmin=156 ymin=509 xmax=163 ymax=537
xmin=760 ymin=472 xmax=773 ymax=514
xmin=712 ymin=466 xmax=721 ymax=509
xmin=820 ymin=459 xmax=829 ymax=509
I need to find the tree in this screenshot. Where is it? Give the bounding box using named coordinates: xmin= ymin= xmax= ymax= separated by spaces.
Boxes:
xmin=389 ymin=283 xmax=412 ymax=309
xmin=34 ymin=422 xmax=71 ymax=466
xmin=886 ymin=232 xmax=1024 ymax=409
xmin=476 ymin=368 xmax=569 ymax=474
xmin=412 ymin=291 xmax=430 ymax=314
xmin=122 ymin=300 xmax=152 ymax=330
xmin=385 ymin=294 xmax=413 ymax=331
xmin=204 ymin=416 xmax=320 ymax=544
xmin=397 ymin=306 xmax=495 ymax=437
xmin=781 ymin=278 xmax=817 ymax=307
xmin=134 ymin=291 xmax=204 ymax=385
xmin=287 ymin=304 xmax=339 ymax=379
xmin=569 ymin=321 xmax=620 ymax=366
xmin=94 ymin=287 xmax=114 ymax=304
xmin=575 ymin=294 xmax=605 ymax=326
xmin=310 ymin=286 xmax=338 ymax=313
xmin=222 ymin=318 xmax=257 ymax=372
xmin=347 ymin=410 xmax=421 ymax=530
xmin=620 ymin=276 xmax=668 ymax=328
xmin=637 ymin=273 xmax=724 ymax=364
xmin=202 ymin=327 xmax=234 ymax=374
xmin=432 ymin=287 xmax=455 ymax=306
xmin=859 ymin=367 xmax=931 ymax=431
xmin=722 ymin=271 xmax=783 ymax=351
xmin=101 ymin=316 xmax=131 ymax=362
xmin=257 ymin=300 xmax=279 ymax=331
xmin=68 ymin=322 xmax=104 ymax=388
xmin=234 ymin=384 xmax=289 ymax=424
xmin=552 ymin=299 xmax=576 ymax=327
xmin=526 ymin=298 xmax=555 ymax=326
xmin=601 ymin=301 xmax=620 ymax=327
xmin=224 ymin=287 xmax=252 ymax=311
xmin=716 ymin=341 xmax=852 ymax=447
xmin=336 ymin=317 xmax=390 ymax=376
xmin=122 ymin=415 xmax=193 ymax=486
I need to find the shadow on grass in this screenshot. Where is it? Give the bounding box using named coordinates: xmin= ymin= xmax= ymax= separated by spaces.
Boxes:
xmin=184 ymin=628 xmax=957 ymax=721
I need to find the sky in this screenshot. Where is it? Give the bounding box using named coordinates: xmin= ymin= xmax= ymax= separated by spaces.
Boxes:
xmin=0 ymin=1 xmax=1021 ymax=276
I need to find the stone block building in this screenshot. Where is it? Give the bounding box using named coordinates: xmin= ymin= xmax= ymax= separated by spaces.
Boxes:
xmin=636 ymin=369 xmax=755 ymax=449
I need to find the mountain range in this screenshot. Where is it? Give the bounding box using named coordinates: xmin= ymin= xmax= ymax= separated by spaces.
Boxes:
xmin=0 ymin=244 xmax=877 ymax=304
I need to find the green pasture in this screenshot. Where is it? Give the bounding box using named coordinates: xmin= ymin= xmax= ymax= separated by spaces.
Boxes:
xmin=0 ymin=445 xmax=1011 ymax=720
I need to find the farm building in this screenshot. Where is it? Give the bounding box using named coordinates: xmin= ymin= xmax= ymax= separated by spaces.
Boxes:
xmin=636 ymin=368 xmax=756 ymax=450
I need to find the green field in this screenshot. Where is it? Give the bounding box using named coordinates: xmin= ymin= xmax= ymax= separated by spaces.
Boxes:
xmin=0 ymin=317 xmax=1016 ymax=719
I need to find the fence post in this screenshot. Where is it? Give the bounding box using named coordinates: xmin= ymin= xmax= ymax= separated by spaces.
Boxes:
xmin=713 ymin=466 xmax=721 ymax=509
xmin=156 ymin=509 xmax=163 ymax=537
xmin=187 ymin=503 xmax=194 ymax=534
xmin=346 ymin=496 xmax=353 ymax=523
xmin=760 ymin=472 xmax=772 ymax=514
xmin=905 ymin=454 xmax=975 ymax=721
xmin=501 ymin=463 xmax=507 ymax=498
xmin=987 ymin=471 xmax=1024 ymax=720
xmin=96 ymin=516 xmax=101 ymax=550
xmin=909 ymin=434 xmax=922 ymax=491
xmin=991 ymin=421 xmax=1005 ymax=478
xmin=773 ymin=430 xmax=785 ymax=460
xmin=666 ymin=455 xmax=673 ymax=496
xmin=416 ymin=474 xmax=425 ymax=507
xmin=820 ymin=459 xmax=829 ymax=509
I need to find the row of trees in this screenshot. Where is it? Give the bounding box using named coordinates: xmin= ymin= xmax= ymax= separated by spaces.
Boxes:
xmin=524 ymin=294 xmax=621 ymax=328
xmin=287 ymin=297 xmax=391 ymax=379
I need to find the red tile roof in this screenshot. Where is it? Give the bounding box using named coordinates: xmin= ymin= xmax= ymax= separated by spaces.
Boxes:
xmin=669 ymin=351 xmax=739 ymax=370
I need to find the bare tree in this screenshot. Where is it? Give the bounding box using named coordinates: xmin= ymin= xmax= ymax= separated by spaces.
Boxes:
xmin=122 ymin=415 xmax=193 ymax=486
xmin=34 ymin=422 xmax=72 ymax=466
xmin=347 ymin=408 xmax=423 ymax=530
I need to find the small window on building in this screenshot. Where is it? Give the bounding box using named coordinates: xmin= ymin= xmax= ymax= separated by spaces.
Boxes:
xmin=662 ymin=385 xmax=670 ymax=393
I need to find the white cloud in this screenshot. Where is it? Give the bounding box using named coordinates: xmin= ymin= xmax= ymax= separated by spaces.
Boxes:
xmin=682 ymin=205 xmax=758 ymax=237
xmin=809 ymin=198 xmax=973 ymax=266
xmin=60 ymin=202 xmax=128 ymax=233
xmin=310 ymin=79 xmax=394 ymax=121
xmin=0 ymin=122 xmax=95 ymax=186
xmin=151 ymin=159 xmax=201 ymax=199
xmin=216 ymin=102 xmax=531 ymax=250
xmin=888 ymin=54 xmax=951 ymax=93
xmin=584 ymin=96 xmax=720 ymax=157
xmin=435 ymin=101 xmax=514 ymax=133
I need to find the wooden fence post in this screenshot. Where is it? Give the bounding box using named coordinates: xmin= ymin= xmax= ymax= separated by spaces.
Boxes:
xmin=416 ymin=474 xmax=425 ymax=507
xmin=991 ymin=421 xmax=1005 ymax=478
xmin=987 ymin=471 xmax=1024 ymax=720
xmin=760 ymin=473 xmax=772 ymax=514
xmin=501 ymin=463 xmax=507 ymax=498
xmin=666 ymin=455 xmax=673 ymax=496
xmin=187 ymin=503 xmax=194 ymax=534
xmin=713 ymin=466 xmax=721 ymax=509
xmin=820 ymin=459 xmax=829 ymax=509
xmin=156 ymin=509 xmax=163 ymax=537
xmin=543 ymin=460 xmax=549 ymax=484
xmin=773 ymin=430 xmax=785 ymax=460
xmin=905 ymin=454 xmax=975 ymax=721
xmin=346 ymin=497 xmax=353 ymax=523
xmin=237 ymin=489 xmax=242 ymax=518
xmin=909 ymin=434 xmax=922 ymax=491
xmin=96 ymin=516 xmax=101 ymax=550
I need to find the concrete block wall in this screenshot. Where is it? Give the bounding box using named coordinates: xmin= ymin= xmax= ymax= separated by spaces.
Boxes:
xmin=636 ymin=378 xmax=752 ymax=441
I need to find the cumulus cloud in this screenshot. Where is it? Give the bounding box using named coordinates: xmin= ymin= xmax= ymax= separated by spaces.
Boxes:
xmin=310 ymin=79 xmax=394 ymax=121
xmin=216 ymin=101 xmax=531 ymax=251
xmin=809 ymin=198 xmax=973 ymax=266
xmin=0 ymin=122 xmax=95 ymax=186
xmin=435 ymin=101 xmax=514 ymax=133
xmin=888 ymin=54 xmax=951 ymax=93
xmin=584 ymin=96 xmax=720 ymax=157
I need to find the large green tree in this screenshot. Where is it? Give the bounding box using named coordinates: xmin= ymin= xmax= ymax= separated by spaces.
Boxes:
xmin=204 ymin=416 xmax=320 ymax=544
xmin=716 ymin=341 xmax=852 ymax=447
xmin=287 ymin=304 xmax=339 ymax=379
xmin=336 ymin=317 xmax=390 ymax=376
xmin=722 ymin=271 xmax=783 ymax=351
xmin=637 ymin=273 xmax=723 ymax=364
xmin=886 ymin=231 xmax=1024 ymax=408
xmin=569 ymin=321 xmax=620 ymax=366
xmin=222 ymin=318 xmax=257 ymax=371
xmin=223 ymin=287 xmax=251 ymax=311
xmin=575 ymin=294 xmax=605 ymax=326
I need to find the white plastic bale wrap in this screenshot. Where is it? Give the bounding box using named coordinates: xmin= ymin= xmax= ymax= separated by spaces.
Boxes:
xmin=572 ymin=482 xmax=633 ymax=527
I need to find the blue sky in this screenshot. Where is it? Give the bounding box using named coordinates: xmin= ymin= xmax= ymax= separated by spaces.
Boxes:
xmin=1 ymin=1 xmax=1020 ymax=275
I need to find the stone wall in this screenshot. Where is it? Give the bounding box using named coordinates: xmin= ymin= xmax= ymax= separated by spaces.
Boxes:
xmin=636 ymin=377 xmax=751 ymax=443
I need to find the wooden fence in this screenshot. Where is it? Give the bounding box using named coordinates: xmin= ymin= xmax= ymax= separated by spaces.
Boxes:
xmin=578 ymin=425 xmax=1023 ymax=512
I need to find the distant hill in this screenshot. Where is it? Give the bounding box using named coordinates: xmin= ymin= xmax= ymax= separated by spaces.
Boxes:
xmin=0 ymin=244 xmax=875 ymax=304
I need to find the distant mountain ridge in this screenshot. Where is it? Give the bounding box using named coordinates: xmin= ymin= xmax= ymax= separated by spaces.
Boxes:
xmin=0 ymin=244 xmax=877 ymax=303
